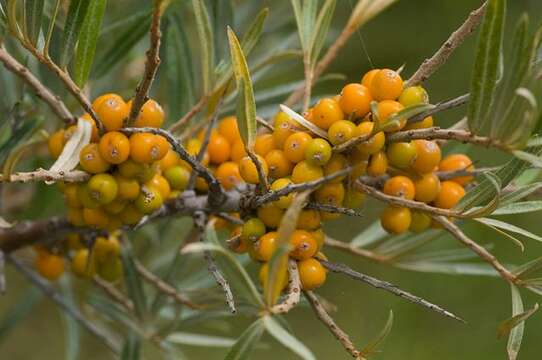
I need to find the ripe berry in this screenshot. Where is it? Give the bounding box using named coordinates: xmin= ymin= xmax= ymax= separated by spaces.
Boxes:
xmin=119 ymin=204 xmax=144 ymax=225
xmin=103 ymin=199 xmax=127 ymax=215
xmin=349 ymin=148 xmax=369 ymax=179
xmin=367 ymin=151 xmax=388 ymax=176
xmin=298 ymin=258 xmax=326 ymax=290
xmin=273 ymin=112 xmax=300 ymax=148
xmin=404 ymin=116 xmax=434 ymax=130
xmin=412 ymin=140 xmax=441 ymax=174
xmin=356 ymin=122 xmax=385 ymax=155
xmin=291 ymin=161 xmax=323 ymax=184
xmin=369 ymin=69 xmax=404 ymax=101
xmin=304 ymin=138 xmax=332 ymax=166
xmin=135 ymin=186 xmax=164 ymax=214
xmin=113 ymin=175 xmax=139 ymax=201
xmin=63 ymin=184 xmax=82 ymax=208
xmin=296 ymin=210 xmax=321 ymax=231
xmin=343 ymin=188 xmax=365 ymax=208
xmin=80 ymin=113 xmax=100 ymax=142
xmin=257 ymin=204 xmax=285 ymax=228
xmin=72 ymin=248 xmax=96 ymax=278
xmin=328 ymin=120 xmax=359 ymax=146
xmin=259 ymin=263 xmax=288 ymax=290
xmin=284 ymin=132 xmax=312 ymax=163
xmin=158 ymin=149 xmax=181 ymax=171
xmin=80 ymin=143 xmax=111 ymax=173
xmin=311 ymin=98 xmax=344 ymax=130
xmin=409 ymin=211 xmax=431 ymax=233
xmin=218 ymin=116 xmax=241 ymax=144
xmin=76 ymin=184 xmax=100 ymax=209
xmin=241 ymin=218 xmax=266 ymax=245
xmin=98 ymin=131 xmax=130 ymax=164
xmin=228 ymin=227 xmax=248 ymax=254
xmin=118 ymin=159 xmax=144 ymax=178
xmin=311 ymin=229 xmax=325 ymax=250
xmin=387 ymin=141 xmax=417 ymax=169
xmin=185 ymin=138 xmax=210 ymax=166
xmin=361 ymin=69 xmax=380 ymax=88
xmin=324 ymin=153 xmax=348 ymax=183
xmin=35 ymin=252 xmax=65 ymax=281
xmin=289 ymin=230 xmax=318 ymax=260
xmin=208 ymin=132 xmax=231 ymax=164
xmin=438 ymin=154 xmax=474 ymax=185
xmin=254 ymin=133 xmax=275 ymax=157
xmin=215 ymin=161 xmax=242 ymax=190
xmin=145 ymin=174 xmax=171 ymax=199
xmin=383 ymin=176 xmax=415 ymax=200
xmin=93 ymin=236 xmax=121 ymax=261
xmin=83 ymin=208 xmax=110 ymax=229
xmin=434 ymin=181 xmax=465 ymax=209
xmin=239 ymin=155 xmax=268 ymax=184
xmin=254 ymin=231 xmax=278 ymax=262
xmin=265 ymin=149 xmax=293 ymax=179
xmin=414 ymin=173 xmax=441 ymax=203
xmin=67 ymin=207 xmax=85 ymax=226
xmin=270 ymin=178 xmax=294 ymax=209
xmin=87 ymin=173 xmax=118 ymax=204
xmin=132 ymin=99 xmax=164 ymax=128
xmin=339 ymin=83 xmax=372 ymax=118
xmin=315 ymin=182 xmax=345 ymax=206
xmin=377 ymin=100 xmax=405 ymax=132
xmin=92 ymin=93 xmax=123 ymax=109
xmin=399 ymin=86 xmax=429 ymax=107
xmin=94 ymin=95 xmax=129 ymax=131
xmin=380 ymin=206 xmax=411 ymax=234
xmin=129 ymin=133 xmax=168 ymax=164
xmin=48 ymin=129 xmax=66 ymax=158
xmin=230 ymin=139 xmax=248 ymax=163
xmin=66 ymin=233 xmax=83 ymax=250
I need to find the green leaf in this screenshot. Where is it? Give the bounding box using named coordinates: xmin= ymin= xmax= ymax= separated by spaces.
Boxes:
xmin=301 ymin=0 xmax=317 ymax=53
xmin=167 ymin=332 xmax=236 ymax=348
xmin=121 ymin=331 xmax=141 ymax=360
xmin=309 ymin=0 xmax=335 ymax=65
xmin=211 ymin=0 xmax=234 ymax=61
xmin=60 ymin=277 xmax=80 ymax=360
xmin=500 ymin=182 xmax=542 ymax=205
xmin=74 ymin=0 xmax=107 ymax=87
xmin=94 ymin=10 xmax=152 ymax=78
xmin=476 ymin=217 xmax=542 ymax=242
xmin=387 ymin=104 xmax=436 ymax=128
xmin=473 ymin=218 xmax=524 ymax=251
xmin=0 ymin=288 xmax=40 ymax=344
xmin=460 ymin=172 xmax=501 ymax=218
xmin=498 ymin=302 xmax=538 ymax=340
xmin=350 ymin=220 xmax=388 ymax=247
xmin=263 ymin=316 xmax=316 ymax=360
xmin=120 ymin=245 xmax=147 ymax=321
xmin=0 ymin=117 xmax=42 ymax=164
xmin=360 ymin=310 xmax=394 ymax=357
xmin=227 ymin=27 xmax=257 ymax=148
xmin=505 ymin=285 xmax=525 ymax=360
xmin=192 ymin=0 xmax=214 ymax=94
xmin=514 ymin=256 xmax=542 ymax=278
xmin=60 ymin=0 xmax=91 ymax=66
xmin=223 ymin=319 xmax=265 ymax=360
xmin=25 ymin=0 xmax=44 ymax=44
xmin=492 ymin=201 xmax=542 ymax=215
xmin=512 ymin=150 xmax=542 ymax=168
xmin=467 ymin=0 xmax=506 ymax=134
xmin=396 ymin=261 xmax=498 ymax=277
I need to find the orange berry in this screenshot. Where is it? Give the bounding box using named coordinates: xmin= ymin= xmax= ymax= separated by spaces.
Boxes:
xmin=399 ymin=86 xmax=429 ymax=107
xmin=434 ymin=181 xmax=465 ymax=209
xmin=289 ymin=230 xmax=318 ymax=260
xmin=81 ymin=113 xmax=99 ymax=142
xmin=87 ymin=173 xmax=118 ymax=204
xmin=367 ymin=151 xmax=388 ymax=176
xmin=119 ymin=204 xmax=144 ymax=225
xmin=230 ymin=138 xmax=248 ymax=162
xmin=48 ymin=129 xmax=66 ymax=159
xmin=291 ymin=160 xmax=323 ymax=184
xmin=404 ymin=116 xmax=434 ymax=130
xmin=328 ymin=120 xmax=359 ymax=146
xmin=239 ymin=155 xmax=268 ymax=184
xmin=298 ymin=258 xmax=326 ymax=290
xmin=208 ymin=132 xmax=231 ymax=164
xmin=67 ymin=207 xmax=85 ymax=226
xmin=71 ymin=248 xmax=96 ymax=278
xmin=339 ymin=83 xmax=372 ymax=118
xmin=283 ymin=132 xmax=312 ymax=163
xmin=79 ymin=143 xmax=111 ymax=173
xmin=218 ymin=116 xmax=241 ymax=143
xmin=63 ymin=184 xmax=82 ymax=208
xmin=259 ymin=263 xmax=288 ymax=290
xmin=369 ymin=69 xmax=404 ymax=101
xmin=273 ymin=112 xmax=301 ymax=148
xmin=83 ymin=207 xmax=110 ymax=229
xmin=145 ymin=174 xmax=171 ymax=199
xmin=158 ymin=149 xmax=180 ymax=171
xmin=380 ymin=206 xmax=411 ymax=234
xmin=129 ymin=133 xmax=168 ymax=164
xmin=94 ymin=95 xmax=129 ymax=131
xmin=228 ymin=226 xmax=248 ymax=254
xmin=361 ymin=69 xmax=380 ymax=88
xmin=311 ymin=98 xmax=344 ymax=130
xmin=254 ymin=232 xmax=279 ymax=262
xmin=324 ymin=153 xmax=348 ymax=183
xmin=92 ymin=93 xmax=123 ymax=109
xmin=35 ymin=252 xmax=65 ymax=281
xmin=315 ymin=182 xmax=345 ymax=207
xmin=98 ymin=131 xmax=130 ymax=164
xmin=387 ymin=141 xmax=417 ymax=169
xmin=216 ymin=161 xmax=242 ymax=190
xmin=409 ymin=211 xmax=432 ymax=233
xmin=438 ymin=154 xmax=474 ymax=186
xmin=257 ymin=204 xmax=285 ymax=228
xmin=412 ymin=140 xmax=441 ymax=174
xmin=311 ymin=229 xmax=326 ymax=250
xmin=343 ymin=188 xmax=365 ymax=208
xmin=383 ymin=176 xmax=415 ymax=200
xmin=254 ymin=133 xmax=275 ymax=157
xmin=356 ymin=121 xmax=385 ymax=155
xmin=296 ymin=210 xmax=321 ymax=230
xmin=270 ymin=178 xmax=294 ymax=209
xmin=93 ymin=236 xmax=121 ymax=261
xmin=377 ymin=100 xmax=405 ymax=132
xmin=414 ymin=173 xmax=441 ymax=203
xmin=103 ymin=199 xmax=126 ymax=215
xmin=185 ymin=138 xmax=210 ymax=166
xmin=241 ymin=218 xmax=267 ymax=245
xmin=132 ymin=99 xmax=165 ymax=128
xmin=265 ymin=149 xmax=293 ymax=179
xmin=304 ymin=138 xmax=332 ymax=166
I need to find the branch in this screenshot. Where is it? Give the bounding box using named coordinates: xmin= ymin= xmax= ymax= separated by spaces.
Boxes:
xmin=432 ymin=215 xmax=518 ymax=284
xmin=270 ymin=259 xmax=301 ymax=314
xmin=127 ymin=0 xmax=164 ymax=124
xmin=306 ymin=203 xmax=363 ymax=217
xmin=0 ymin=45 xmax=76 ymax=124
xmin=93 ymin=276 xmax=134 ymax=312
xmin=405 ymin=1 xmax=488 ymax=87
xmin=247 ymin=150 xmax=270 ymax=193
xmin=8 ymin=254 xmax=121 ymax=353
xmin=134 ymin=259 xmax=201 ymax=309
xmin=408 ymin=93 xmax=470 ymax=124
xmin=304 ymin=290 xmax=362 ymax=359
xmin=324 ymin=237 xmax=389 ymax=263
xmin=319 ymin=259 xmax=465 ymax=323
xmin=0 ymin=169 xmax=89 ymax=183
xmin=168 ymin=96 xmax=208 ymax=133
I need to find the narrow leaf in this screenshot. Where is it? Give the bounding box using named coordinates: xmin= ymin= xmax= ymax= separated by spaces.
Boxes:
xmin=263 ymin=316 xmax=316 ymax=360
xmin=360 ymin=310 xmax=394 ymax=357
xmin=25 ymin=0 xmax=44 ymax=44
xmin=0 ymin=288 xmax=41 ymax=344
xmin=492 ymin=201 xmax=542 ymax=215
xmin=500 ymin=182 xmax=542 ymax=205
xmin=60 ymin=0 xmax=91 ymax=66
xmin=350 ymin=220 xmax=388 ymax=247
xmin=309 ymin=0 xmax=336 ymax=65
xmin=506 ymin=285 xmax=525 ymax=360
xmin=224 ymin=319 xmax=265 ymax=360
xmin=120 ymin=245 xmax=147 ymax=320
xmin=167 ymin=332 xmax=235 ymax=348
xmin=498 ymin=303 xmax=538 ymax=339
xmin=512 ymin=150 xmax=542 ymax=168
xmin=74 ymin=0 xmax=107 ymax=87
xmin=279 ymin=104 xmax=328 ymax=139
xmin=121 ymin=331 xmax=141 ymax=360
xmin=192 ymin=0 xmax=214 ymax=94
xmin=477 ymin=217 xmax=542 ymax=242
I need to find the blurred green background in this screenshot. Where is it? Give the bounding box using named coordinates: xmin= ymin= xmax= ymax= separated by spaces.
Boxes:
xmin=2 ymin=0 xmax=542 ymax=359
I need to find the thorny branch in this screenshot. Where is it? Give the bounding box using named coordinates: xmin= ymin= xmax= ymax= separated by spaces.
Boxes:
xmin=0 ymin=169 xmax=89 ymax=183
xmin=270 ymin=259 xmax=301 ymax=314
xmin=408 ymin=94 xmax=470 ymax=124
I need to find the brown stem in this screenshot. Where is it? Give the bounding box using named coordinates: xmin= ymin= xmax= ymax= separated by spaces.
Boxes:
xmin=0 ymin=169 xmax=89 ymax=183
xmin=168 ymin=95 xmax=208 ymax=133
xmin=270 ymin=260 xmax=301 ymax=314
